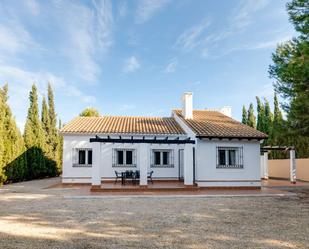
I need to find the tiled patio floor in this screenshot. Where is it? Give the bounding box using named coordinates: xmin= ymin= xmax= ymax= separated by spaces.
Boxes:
xmin=46 ymin=179 xmax=309 ymax=196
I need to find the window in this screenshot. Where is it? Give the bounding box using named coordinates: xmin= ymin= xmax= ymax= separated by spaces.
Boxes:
xmin=73 ymin=148 xmax=92 ymax=167
xmin=216 ymin=147 xmax=243 ymax=169
xmin=151 ymin=150 xmax=174 ymax=168
xmin=113 ymin=149 xmax=136 ymax=167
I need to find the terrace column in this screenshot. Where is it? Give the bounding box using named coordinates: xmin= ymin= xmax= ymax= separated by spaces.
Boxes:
xmin=290 ymin=149 xmax=296 ymax=183
xmin=184 ymin=143 xmax=194 ymax=185
xmin=263 ymin=152 xmax=269 ymax=180
xmin=91 ymin=142 xmax=101 ymax=188
xmin=139 ymin=143 xmax=149 ymax=186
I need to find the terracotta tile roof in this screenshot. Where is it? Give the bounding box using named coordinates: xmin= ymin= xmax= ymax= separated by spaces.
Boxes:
xmin=60 ymin=116 xmax=186 ymax=135
xmin=174 ymin=109 xmax=267 ymax=139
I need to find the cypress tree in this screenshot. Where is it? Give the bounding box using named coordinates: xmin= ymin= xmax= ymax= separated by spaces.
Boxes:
xmin=247 ymin=103 xmax=256 ymax=128
xmin=47 ymin=83 xmax=60 ymax=173
xmin=270 ymin=94 xmax=286 ymax=158
xmin=0 ymin=84 xmax=26 ymax=182
xmin=242 ymin=105 xmax=247 ymax=124
xmin=57 ymin=119 xmax=63 ymax=174
xmin=264 ymin=98 xmax=273 ymax=135
xmin=41 ymin=96 xmax=50 ymax=154
xmin=0 ymin=91 xmax=6 ymax=184
xmin=24 ymin=84 xmax=46 ymax=179
xmin=256 ymin=96 xmax=266 ymax=132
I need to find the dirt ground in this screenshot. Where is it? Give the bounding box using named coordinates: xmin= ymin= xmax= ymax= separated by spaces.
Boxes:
xmin=0 ymin=178 xmax=308 ymax=249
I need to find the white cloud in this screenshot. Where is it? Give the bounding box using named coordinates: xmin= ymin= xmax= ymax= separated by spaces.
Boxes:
xmin=174 ymin=0 xmax=271 ymax=57
xmin=0 ymin=64 xmax=95 ymax=130
xmin=93 ymin=0 xmax=114 ymax=51
xmin=135 ymin=0 xmax=170 ymax=23
xmin=246 ymin=36 xmax=291 ymax=50
xmin=123 ymin=56 xmax=140 ymax=73
xmin=0 ymin=1 xmax=114 ymax=82
xmin=0 ymin=21 xmax=39 ymax=57
xmin=53 ymin=0 xmax=113 ymax=82
xmin=165 ymin=59 xmax=177 ymax=73
xmin=232 ymin=0 xmax=269 ymax=30
xmin=174 ymin=19 xmax=210 ymax=52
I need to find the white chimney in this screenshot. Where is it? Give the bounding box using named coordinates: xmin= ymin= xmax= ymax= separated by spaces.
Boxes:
xmin=220 ymin=106 xmax=232 ymax=117
xmin=182 ymin=92 xmax=193 ymax=119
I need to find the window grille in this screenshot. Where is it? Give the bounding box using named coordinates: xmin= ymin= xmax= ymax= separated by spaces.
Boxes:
xmin=216 ymin=147 xmax=243 ymax=169
xmin=151 ymin=149 xmax=174 ymax=168
xmin=72 ymin=148 xmax=92 ymax=167
xmin=112 ymin=149 xmax=137 ymax=167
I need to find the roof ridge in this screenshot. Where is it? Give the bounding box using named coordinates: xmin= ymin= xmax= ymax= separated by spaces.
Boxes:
xmin=76 ymin=115 xmax=173 ymax=119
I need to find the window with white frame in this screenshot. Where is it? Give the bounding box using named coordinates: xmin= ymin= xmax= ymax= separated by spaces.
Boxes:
xmin=216 ymin=147 xmax=243 ymax=169
xmin=73 ymin=148 xmax=92 ymax=167
xmin=151 ymin=150 xmax=174 ymax=168
xmin=112 ymin=149 xmax=136 ymax=167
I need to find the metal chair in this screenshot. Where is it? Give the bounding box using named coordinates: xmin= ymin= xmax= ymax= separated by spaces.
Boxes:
xmin=147 ymin=170 xmax=154 ymax=184
xmin=114 ymin=171 xmax=122 ymax=184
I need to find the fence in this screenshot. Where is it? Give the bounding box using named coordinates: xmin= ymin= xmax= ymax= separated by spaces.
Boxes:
xmin=268 ymin=158 xmax=309 ymax=182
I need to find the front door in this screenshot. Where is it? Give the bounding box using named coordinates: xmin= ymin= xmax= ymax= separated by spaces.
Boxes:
xmin=178 ymin=149 xmax=184 ymax=180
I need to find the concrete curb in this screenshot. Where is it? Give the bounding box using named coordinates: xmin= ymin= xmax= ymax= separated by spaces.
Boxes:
xmin=64 ymin=192 xmax=296 ymax=199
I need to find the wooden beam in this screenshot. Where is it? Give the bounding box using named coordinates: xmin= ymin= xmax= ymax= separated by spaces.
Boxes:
xmin=90 ymin=136 xmax=195 ymax=144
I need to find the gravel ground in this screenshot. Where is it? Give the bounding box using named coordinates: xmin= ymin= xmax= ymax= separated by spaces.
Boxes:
xmin=0 ymin=178 xmax=308 ymax=249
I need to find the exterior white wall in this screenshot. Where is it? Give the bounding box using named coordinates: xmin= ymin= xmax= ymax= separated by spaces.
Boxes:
xmin=195 ymin=139 xmax=261 ymax=187
xmin=62 ymin=134 xmax=185 ymax=183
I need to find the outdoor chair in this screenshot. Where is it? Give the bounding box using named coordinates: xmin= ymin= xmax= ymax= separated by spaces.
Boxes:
xmin=148 ymin=170 xmax=154 ymax=184
xmin=114 ymin=171 xmax=122 ymax=184
xmin=133 ymin=170 xmax=140 ymax=185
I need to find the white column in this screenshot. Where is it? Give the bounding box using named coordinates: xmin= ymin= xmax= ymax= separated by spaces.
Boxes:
xmin=91 ymin=142 xmax=101 ymax=187
xmin=263 ymin=152 xmax=269 ymax=180
xmin=260 ymin=155 xmax=264 ymax=179
xmin=184 ymin=144 xmax=194 ymax=185
xmin=290 ymin=149 xmax=296 ymax=183
xmin=139 ymin=143 xmax=149 ymax=186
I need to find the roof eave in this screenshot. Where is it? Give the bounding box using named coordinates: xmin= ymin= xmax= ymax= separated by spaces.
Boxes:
xmin=196 ymin=135 xmax=267 ymax=141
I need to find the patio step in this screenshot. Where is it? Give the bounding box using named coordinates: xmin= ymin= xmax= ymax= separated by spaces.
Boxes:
xmin=91 ymin=185 xmax=200 ymax=192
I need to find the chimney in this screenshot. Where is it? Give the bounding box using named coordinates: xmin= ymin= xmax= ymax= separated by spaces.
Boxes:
xmin=182 ymin=92 xmax=193 ymax=119
xmin=220 ymin=106 xmax=232 ymax=117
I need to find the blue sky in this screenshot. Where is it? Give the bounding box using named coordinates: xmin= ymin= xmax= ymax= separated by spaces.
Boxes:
xmin=0 ymin=0 xmax=295 ymax=130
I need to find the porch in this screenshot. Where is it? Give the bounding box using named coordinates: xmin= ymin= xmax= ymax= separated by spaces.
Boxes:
xmin=90 ymin=135 xmax=196 ymax=190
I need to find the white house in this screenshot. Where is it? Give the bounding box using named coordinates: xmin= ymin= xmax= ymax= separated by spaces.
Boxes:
xmin=60 ymin=93 xmax=267 ymax=188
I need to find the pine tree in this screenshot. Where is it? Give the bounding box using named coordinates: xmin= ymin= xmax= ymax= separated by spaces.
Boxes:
xmin=242 ymin=105 xmax=247 ymax=124
xmin=47 ymin=83 xmax=60 ymax=173
xmin=256 ymin=96 xmax=266 ymax=133
xmin=0 ymin=84 xmax=26 ymax=182
xmin=247 ymin=103 xmax=256 ymax=128
xmin=269 ymin=0 xmax=309 ymax=136
xmin=79 ymin=107 xmax=100 ymax=117
xmin=24 ymin=84 xmax=46 ymax=179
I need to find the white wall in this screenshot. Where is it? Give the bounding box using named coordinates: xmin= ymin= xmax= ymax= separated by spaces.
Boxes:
xmin=195 ymin=139 xmax=261 ymax=187
xmin=62 ymin=134 xmax=185 ymax=183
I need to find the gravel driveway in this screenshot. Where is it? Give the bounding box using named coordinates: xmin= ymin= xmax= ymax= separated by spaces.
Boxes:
xmin=0 ymin=178 xmax=308 ymax=249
